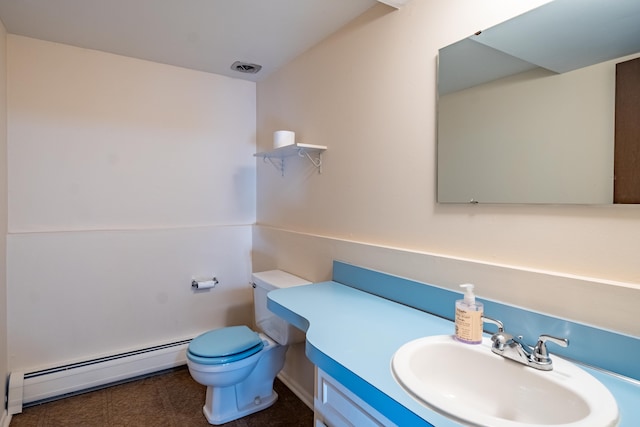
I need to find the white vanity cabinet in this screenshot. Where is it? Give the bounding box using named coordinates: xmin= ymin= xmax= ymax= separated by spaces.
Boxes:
xmin=314 ymin=368 xmax=397 ymax=427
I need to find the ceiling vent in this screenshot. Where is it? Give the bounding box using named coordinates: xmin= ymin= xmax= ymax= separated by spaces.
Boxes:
xmin=231 ymin=61 xmax=262 ymax=74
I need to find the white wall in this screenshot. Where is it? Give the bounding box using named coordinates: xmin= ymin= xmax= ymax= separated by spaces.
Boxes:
xmin=256 ymin=0 xmax=639 ymax=291
xmin=0 ymin=17 xmax=8 ymax=426
xmin=255 ymin=0 xmax=640 ymax=399
xmin=6 ymin=36 xmax=256 ymax=371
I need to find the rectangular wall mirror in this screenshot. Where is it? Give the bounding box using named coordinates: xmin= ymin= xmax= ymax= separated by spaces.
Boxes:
xmin=437 ymin=0 xmax=640 ymax=204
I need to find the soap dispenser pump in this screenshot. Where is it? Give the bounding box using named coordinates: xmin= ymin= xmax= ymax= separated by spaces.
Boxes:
xmin=455 ymin=284 xmax=483 ymax=344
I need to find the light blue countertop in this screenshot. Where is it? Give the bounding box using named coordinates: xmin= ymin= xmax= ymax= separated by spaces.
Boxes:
xmin=268 ymin=281 xmax=640 ymax=426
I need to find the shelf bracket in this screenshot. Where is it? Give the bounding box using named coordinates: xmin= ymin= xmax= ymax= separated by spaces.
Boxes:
xmin=263 ymin=156 xmax=285 ymax=176
xmin=298 ymin=148 xmax=323 ymax=174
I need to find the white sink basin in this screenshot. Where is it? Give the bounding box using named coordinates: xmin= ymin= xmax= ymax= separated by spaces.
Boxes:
xmin=392 ymin=335 xmax=619 ymax=427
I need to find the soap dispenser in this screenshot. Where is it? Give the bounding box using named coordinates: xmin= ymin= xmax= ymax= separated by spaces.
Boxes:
xmin=455 ymin=284 xmax=483 ymax=344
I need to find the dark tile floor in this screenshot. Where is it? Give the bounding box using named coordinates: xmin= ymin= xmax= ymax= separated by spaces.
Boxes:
xmin=10 ymin=367 xmax=313 ymax=426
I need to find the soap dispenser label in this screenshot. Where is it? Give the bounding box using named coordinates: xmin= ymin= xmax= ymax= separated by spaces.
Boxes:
xmin=455 ymin=308 xmax=483 ymax=343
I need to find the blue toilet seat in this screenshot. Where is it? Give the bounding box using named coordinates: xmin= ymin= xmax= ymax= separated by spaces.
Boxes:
xmin=187 ymin=325 xmax=264 ymax=365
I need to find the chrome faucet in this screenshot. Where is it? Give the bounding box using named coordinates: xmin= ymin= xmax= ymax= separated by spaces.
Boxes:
xmin=482 ymin=316 xmax=569 ymax=371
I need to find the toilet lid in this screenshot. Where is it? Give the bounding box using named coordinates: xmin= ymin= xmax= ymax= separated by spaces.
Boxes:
xmin=189 ymin=325 xmax=263 ymax=358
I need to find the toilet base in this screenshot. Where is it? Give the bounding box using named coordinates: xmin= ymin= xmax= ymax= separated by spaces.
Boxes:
xmin=202 ymin=385 xmax=278 ymax=425
xmin=187 ymin=333 xmax=289 ymax=425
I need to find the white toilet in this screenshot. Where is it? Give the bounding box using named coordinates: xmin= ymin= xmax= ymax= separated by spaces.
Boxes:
xmin=186 ymin=270 xmax=310 ymax=425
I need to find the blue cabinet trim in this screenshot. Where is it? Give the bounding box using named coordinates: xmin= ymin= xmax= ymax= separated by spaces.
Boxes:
xmin=309 ymin=345 xmax=434 ymax=427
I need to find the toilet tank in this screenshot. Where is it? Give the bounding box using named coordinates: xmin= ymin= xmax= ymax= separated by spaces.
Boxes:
xmin=252 ymin=270 xmax=311 ymax=345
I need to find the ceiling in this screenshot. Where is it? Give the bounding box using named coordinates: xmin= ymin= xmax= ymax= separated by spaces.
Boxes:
xmin=0 ymin=0 xmax=385 ymax=82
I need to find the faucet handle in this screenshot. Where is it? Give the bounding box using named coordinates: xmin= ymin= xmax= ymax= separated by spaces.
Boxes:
xmin=490 ymin=331 xmax=512 ymax=351
xmin=534 ymin=334 xmax=569 ymax=363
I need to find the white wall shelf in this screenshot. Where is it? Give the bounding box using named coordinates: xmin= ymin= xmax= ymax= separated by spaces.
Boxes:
xmin=377 ymin=0 xmax=411 ymax=9
xmin=254 ymin=143 xmax=327 ymax=176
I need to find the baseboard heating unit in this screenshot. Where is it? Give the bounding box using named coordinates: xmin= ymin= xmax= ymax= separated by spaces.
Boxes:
xmin=7 ymin=339 xmax=190 ymax=415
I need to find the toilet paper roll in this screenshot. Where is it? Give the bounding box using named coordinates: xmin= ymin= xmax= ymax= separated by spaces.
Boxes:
xmin=191 ymin=279 xmax=218 ymax=289
xmin=274 ymin=130 xmax=295 ymax=149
